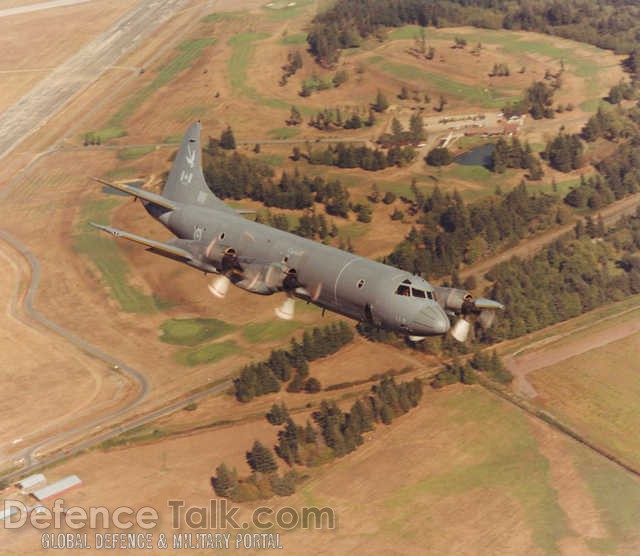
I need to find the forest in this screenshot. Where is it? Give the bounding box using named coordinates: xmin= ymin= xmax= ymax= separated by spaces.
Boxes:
xmin=482 ymin=209 xmax=640 ymax=341
xmin=387 ymin=182 xmax=559 ymax=277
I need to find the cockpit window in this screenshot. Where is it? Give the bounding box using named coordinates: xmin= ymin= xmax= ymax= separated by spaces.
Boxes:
xmin=412 ymin=288 xmax=426 ymax=298
xmin=395 ymin=285 xmax=410 ymax=296
xmin=427 ymin=291 xmax=434 ymax=300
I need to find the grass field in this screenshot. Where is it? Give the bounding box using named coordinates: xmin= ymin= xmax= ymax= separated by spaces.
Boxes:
xmin=376 ymin=60 xmax=514 ymax=108
xmin=573 ymin=444 xmax=640 ymax=553
xmin=159 ymin=317 xmax=236 ymax=346
xmin=279 ymin=32 xmax=307 ymax=46
xmin=529 ymin=330 xmax=640 ymax=468
xmin=268 ymin=127 xmax=300 ymax=139
xmin=227 ymin=32 xmax=316 ymax=114
xmin=74 ymin=199 xmax=168 ymax=313
xmin=175 ymin=339 xmax=240 ymax=366
xmin=117 ymin=145 xmax=155 ymax=161
xmin=227 ymin=32 xmax=291 ymax=111
xmin=386 ymin=26 xmax=619 ymax=111
xmin=285 ymin=386 xmax=601 ymax=554
xmin=242 ymin=318 xmax=302 ymax=343
xmin=105 ymin=166 xmax=139 ymax=180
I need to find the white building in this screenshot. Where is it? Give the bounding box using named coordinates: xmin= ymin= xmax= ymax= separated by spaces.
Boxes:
xmin=16 ymin=473 xmax=46 ymax=492
xmin=31 ymin=475 xmax=82 ymax=501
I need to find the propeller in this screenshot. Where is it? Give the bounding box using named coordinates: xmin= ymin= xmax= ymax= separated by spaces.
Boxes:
xmin=208 ymin=275 xmax=230 ymax=299
xmin=275 ymin=297 xmax=295 ymax=320
xmin=274 ymin=267 xmax=300 ymax=320
xmin=433 ymin=287 xmax=504 ymax=343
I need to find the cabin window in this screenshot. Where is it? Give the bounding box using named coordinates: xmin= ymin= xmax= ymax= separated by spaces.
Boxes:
xmin=219 ymin=232 xmax=225 ymax=240
xmin=395 ymin=285 xmax=410 ymax=296
xmin=412 ymin=288 xmax=426 ymax=298
xmin=357 ymin=279 xmax=365 ymax=289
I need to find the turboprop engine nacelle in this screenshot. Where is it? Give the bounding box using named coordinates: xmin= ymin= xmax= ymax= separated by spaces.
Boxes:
xmin=432 ymin=286 xmax=504 ymax=342
xmin=432 ymin=286 xmax=474 ymax=314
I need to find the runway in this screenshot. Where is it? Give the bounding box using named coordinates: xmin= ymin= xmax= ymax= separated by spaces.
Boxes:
xmin=0 ymin=0 xmax=191 ymax=161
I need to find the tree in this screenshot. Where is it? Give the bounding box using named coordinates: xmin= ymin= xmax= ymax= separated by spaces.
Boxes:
xmin=246 ymin=441 xmax=278 ymax=473
xmin=212 ymin=463 xmax=238 ymax=498
xmin=383 ymin=191 xmax=396 ymax=204
xmin=373 ymin=89 xmax=389 ymax=113
xmin=287 ymin=106 xmax=303 ymax=126
xmin=425 ymin=147 xmax=452 ymax=166
xmin=304 ymin=377 xmax=322 ymax=393
xmin=409 ymin=113 xmax=425 ymax=142
xmin=220 ymin=126 xmax=236 ymax=150
xmin=266 ymin=402 xmax=289 ymax=425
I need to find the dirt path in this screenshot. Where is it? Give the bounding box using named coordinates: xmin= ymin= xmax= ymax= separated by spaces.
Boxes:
xmin=505 ymin=305 xmax=640 ymax=398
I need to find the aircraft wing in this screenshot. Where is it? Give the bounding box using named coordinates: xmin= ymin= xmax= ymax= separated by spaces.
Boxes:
xmin=89 ymin=223 xmax=193 ymax=261
xmin=91 ymin=177 xmax=177 ymax=210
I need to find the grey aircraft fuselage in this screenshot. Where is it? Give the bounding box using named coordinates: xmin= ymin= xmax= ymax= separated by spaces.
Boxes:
xmin=92 ymin=122 xmax=502 ymax=341
xmin=154 ymin=201 xmax=450 ymax=337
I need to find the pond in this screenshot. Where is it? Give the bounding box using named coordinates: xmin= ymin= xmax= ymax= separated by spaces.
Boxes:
xmin=454 ymin=143 xmax=494 ymax=168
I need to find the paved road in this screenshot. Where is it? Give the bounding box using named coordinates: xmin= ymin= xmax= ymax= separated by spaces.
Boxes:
xmin=0 ymin=0 xmax=191 ymax=161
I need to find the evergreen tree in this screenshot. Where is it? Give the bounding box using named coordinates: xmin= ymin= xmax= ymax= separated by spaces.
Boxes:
xmin=220 ymin=126 xmax=236 ymax=150
xmin=212 ymin=463 xmax=238 ymax=498
xmin=373 ymin=90 xmax=389 ymax=113
xmin=246 ymin=441 xmax=278 ymax=473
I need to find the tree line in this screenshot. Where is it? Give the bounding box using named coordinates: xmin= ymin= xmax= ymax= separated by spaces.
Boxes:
xmin=301 ymin=143 xmax=417 ymax=171
xmin=234 ymin=321 xmax=354 ymax=402
xmin=213 ymin=376 xmax=423 ymax=501
xmin=432 ymin=350 xmax=511 ymax=388
xmin=203 ymin=144 xmax=352 ymax=215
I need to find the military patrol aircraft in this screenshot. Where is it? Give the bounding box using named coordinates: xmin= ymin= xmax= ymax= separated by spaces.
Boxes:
xmin=91 ymin=123 xmax=503 ymax=342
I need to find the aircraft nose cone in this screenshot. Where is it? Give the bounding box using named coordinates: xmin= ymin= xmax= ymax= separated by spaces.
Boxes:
xmin=411 ymin=303 xmax=450 ymax=335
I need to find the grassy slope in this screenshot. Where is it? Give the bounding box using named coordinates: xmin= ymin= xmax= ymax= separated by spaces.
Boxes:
xmin=74 ymin=199 xmax=167 ymax=313
xmin=160 ymin=317 xmax=236 ymax=346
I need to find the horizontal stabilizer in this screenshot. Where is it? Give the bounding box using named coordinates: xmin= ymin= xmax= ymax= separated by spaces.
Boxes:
xmin=91 ymin=177 xmax=177 ymax=210
xmin=90 ymin=223 xmax=193 ymax=260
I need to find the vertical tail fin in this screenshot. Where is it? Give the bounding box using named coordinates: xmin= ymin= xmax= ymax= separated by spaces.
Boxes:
xmin=162 ymin=122 xmax=229 ymax=210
